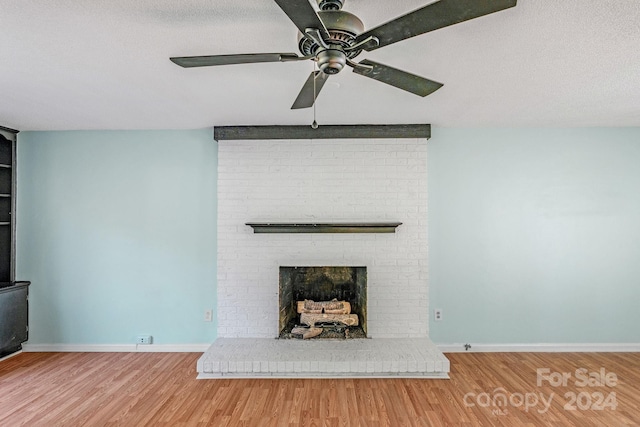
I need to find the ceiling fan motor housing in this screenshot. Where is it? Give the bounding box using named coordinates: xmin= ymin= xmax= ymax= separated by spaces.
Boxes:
xmin=298 ymin=10 xmax=365 ymax=74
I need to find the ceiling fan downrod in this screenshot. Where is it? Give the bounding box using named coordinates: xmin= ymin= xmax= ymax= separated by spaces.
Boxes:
xmin=317 ymin=0 xmax=344 ymax=11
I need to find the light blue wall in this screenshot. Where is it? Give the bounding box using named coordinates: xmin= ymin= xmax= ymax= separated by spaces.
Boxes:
xmin=428 ymin=128 xmax=640 ymax=344
xmin=16 ymin=130 xmax=217 ymax=345
xmin=14 ymin=127 xmax=640 ymax=346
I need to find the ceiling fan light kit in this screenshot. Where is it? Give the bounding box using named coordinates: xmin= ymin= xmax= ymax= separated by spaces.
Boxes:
xmin=170 ymin=0 xmax=517 ymax=110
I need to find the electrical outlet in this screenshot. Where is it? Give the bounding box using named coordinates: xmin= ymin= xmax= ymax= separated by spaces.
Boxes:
xmin=136 ymin=335 xmax=152 ymax=345
xmin=204 ymin=309 xmax=213 ymax=322
xmin=434 ymin=309 xmax=443 ymax=321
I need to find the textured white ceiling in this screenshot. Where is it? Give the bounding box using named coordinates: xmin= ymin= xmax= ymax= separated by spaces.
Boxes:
xmin=1 ymin=0 xmax=640 ymax=130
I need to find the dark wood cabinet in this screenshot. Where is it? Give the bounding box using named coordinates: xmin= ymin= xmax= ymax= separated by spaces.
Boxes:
xmin=0 ymin=281 xmax=29 ymax=357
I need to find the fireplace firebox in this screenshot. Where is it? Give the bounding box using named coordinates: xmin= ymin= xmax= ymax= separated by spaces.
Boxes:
xmin=279 ymin=266 xmax=367 ymax=339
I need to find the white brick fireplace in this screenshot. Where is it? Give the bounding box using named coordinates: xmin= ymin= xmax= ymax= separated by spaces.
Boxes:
xmin=216 ymin=138 xmax=429 ymax=339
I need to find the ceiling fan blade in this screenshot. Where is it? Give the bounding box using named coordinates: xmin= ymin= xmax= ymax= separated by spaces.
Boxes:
xmin=291 ymin=71 xmax=329 ymax=109
xmin=353 ymin=60 xmax=443 ymax=97
xmin=355 ymin=0 xmax=517 ymax=51
xmin=170 ymin=53 xmax=301 ymax=68
xmin=273 ymin=0 xmax=329 ymax=39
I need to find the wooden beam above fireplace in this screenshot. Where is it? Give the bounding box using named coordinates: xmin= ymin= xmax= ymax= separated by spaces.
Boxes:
xmin=246 ymin=222 xmax=402 ymax=234
xmin=214 ymin=124 xmax=430 ymax=141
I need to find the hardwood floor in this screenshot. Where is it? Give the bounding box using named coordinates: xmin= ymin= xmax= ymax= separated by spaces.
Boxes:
xmin=1 ymin=351 xmax=639 ymax=426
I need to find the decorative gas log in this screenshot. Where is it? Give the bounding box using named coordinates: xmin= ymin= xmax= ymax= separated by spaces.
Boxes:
xmin=299 ymin=313 xmax=359 ymax=328
xmin=290 ymin=299 xmax=359 ymax=339
xmin=297 ymin=299 xmax=351 ymax=315
xmin=291 ymin=326 xmax=323 ymax=339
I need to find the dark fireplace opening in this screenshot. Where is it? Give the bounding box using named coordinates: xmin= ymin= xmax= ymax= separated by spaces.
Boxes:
xmin=279 ymin=266 xmax=367 ymax=339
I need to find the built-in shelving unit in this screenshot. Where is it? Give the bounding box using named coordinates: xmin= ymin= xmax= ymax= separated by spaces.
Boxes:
xmin=0 ymin=126 xmax=29 ymax=358
xmin=0 ymin=128 xmax=16 ymax=283
xmin=246 ymin=222 xmax=402 ymax=234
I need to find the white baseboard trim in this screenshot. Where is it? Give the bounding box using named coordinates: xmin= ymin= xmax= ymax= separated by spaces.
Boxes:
xmin=21 ymin=343 xmax=640 ymax=354
xmin=438 ymin=343 xmax=640 ymax=353
xmin=22 ymin=343 xmax=211 ymax=353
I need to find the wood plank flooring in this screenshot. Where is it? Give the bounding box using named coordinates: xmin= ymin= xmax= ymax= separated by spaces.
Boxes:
xmin=1 ymin=351 xmax=639 ymax=426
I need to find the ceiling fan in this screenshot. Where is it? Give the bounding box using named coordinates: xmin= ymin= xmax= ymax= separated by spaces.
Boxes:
xmin=170 ymin=0 xmax=517 ymax=109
